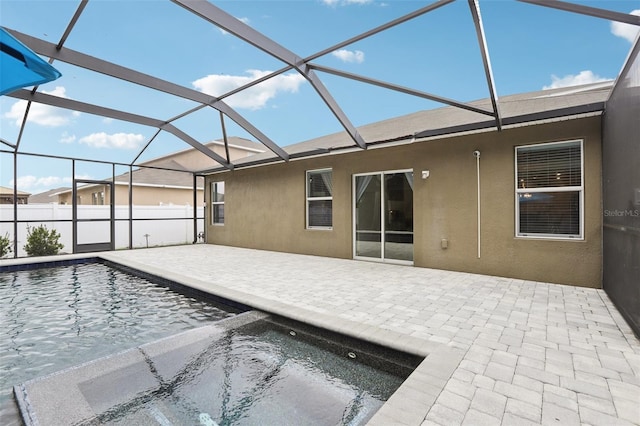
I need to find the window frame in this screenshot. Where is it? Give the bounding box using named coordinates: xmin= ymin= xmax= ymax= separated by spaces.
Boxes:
xmin=91 ymin=191 xmax=104 ymax=205
xmin=514 ymin=139 xmax=584 ymax=240
xmin=211 ymin=181 xmax=225 ymax=226
xmin=306 ymin=168 xmax=333 ymax=230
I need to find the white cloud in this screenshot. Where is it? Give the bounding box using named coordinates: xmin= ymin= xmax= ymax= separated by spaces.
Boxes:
xmin=60 ymin=131 xmax=76 ymax=144
xmin=331 ymin=49 xmax=365 ymax=63
xmin=102 ymin=117 xmax=114 ymax=124
xmin=543 ymin=70 xmax=612 ymax=90
xmin=11 ymin=175 xmax=69 ymax=191
xmin=10 ymin=174 xmax=92 ymax=192
xmin=78 ymin=132 xmax=144 ymax=149
xmin=611 ymin=10 xmax=640 ymax=43
xmin=192 ymin=70 xmax=306 ymax=110
xmin=3 ymin=86 xmax=79 ymax=127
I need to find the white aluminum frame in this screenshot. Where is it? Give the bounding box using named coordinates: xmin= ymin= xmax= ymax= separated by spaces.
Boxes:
xmin=211 ymin=181 xmax=225 ymax=226
xmin=352 ymin=168 xmax=414 ymax=265
xmin=306 ymin=168 xmax=333 ymax=230
xmin=4 ymin=1 xmax=634 ymax=174
xmin=514 ymin=139 xmax=584 ymax=240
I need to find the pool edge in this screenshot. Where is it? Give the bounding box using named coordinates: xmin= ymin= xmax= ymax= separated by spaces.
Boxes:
xmin=13 ymin=311 xmax=271 ymax=426
xmin=96 ymin=252 xmax=461 ymax=426
xmin=6 ymin=252 xmax=463 ymax=425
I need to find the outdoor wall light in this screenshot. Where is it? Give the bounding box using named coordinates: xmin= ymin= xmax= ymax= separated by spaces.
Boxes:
xmin=421 ymin=170 xmax=430 ymax=179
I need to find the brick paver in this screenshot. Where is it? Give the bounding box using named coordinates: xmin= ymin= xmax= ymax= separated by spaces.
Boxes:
xmin=83 ymin=245 xmax=640 ymax=424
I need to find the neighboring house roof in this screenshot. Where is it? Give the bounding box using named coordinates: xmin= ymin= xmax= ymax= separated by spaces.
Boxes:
xmin=56 ymin=162 xmax=201 ymax=196
xmin=0 ymin=186 xmax=31 ymax=197
xmin=28 ymin=187 xmax=69 ymax=203
xmin=55 ymin=137 xmax=263 ymax=196
xmin=205 ymin=82 xmax=611 ymax=172
xmin=56 ymin=160 xmax=206 ymax=199
xmin=114 ymin=160 xmax=200 ymax=189
xmin=207 ymin=136 xmax=265 ymax=153
xmin=139 ymin=136 xmax=265 ymax=168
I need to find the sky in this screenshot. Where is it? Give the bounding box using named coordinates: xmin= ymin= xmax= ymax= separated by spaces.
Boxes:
xmin=1 ymin=0 xmax=639 ymax=195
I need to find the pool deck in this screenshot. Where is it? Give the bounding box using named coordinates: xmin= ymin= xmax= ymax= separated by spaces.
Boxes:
xmin=4 ymin=244 xmax=640 ymax=425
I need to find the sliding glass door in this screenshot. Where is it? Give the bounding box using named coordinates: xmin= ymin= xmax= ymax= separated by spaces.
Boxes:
xmin=353 ymin=170 xmax=413 ymax=264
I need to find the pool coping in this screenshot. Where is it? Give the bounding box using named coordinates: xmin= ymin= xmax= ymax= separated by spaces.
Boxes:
xmin=4 ymin=252 xmax=466 ymax=425
xmin=14 ymin=308 xmax=437 ymax=426
xmin=98 ymin=252 xmax=446 ymax=358
xmin=0 ymin=253 xmax=99 ymax=271
xmin=98 ymin=252 xmax=469 ymax=425
xmin=14 ymin=311 xmax=271 ymax=426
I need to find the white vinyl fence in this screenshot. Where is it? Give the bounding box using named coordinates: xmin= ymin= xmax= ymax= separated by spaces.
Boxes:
xmin=0 ymin=204 xmax=204 ymax=258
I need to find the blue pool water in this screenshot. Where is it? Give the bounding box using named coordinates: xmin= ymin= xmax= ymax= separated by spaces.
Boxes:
xmin=0 ymin=261 xmax=241 ymax=425
xmin=3 ymin=260 xmax=420 ymax=426
xmin=89 ymin=316 xmax=418 ymax=426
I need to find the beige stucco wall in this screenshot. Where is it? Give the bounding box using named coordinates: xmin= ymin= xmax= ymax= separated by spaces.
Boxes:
xmin=59 ymin=185 xmax=204 ymax=206
xmin=114 ymin=186 xmax=204 ymax=206
xmin=205 ymin=116 xmax=602 ymax=288
xmin=58 ymin=186 xmax=111 ymax=205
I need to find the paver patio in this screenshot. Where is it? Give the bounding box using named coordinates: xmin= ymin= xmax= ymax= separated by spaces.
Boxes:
xmin=97 ymin=244 xmax=640 ymax=425
xmin=5 ymin=244 xmax=638 ymax=425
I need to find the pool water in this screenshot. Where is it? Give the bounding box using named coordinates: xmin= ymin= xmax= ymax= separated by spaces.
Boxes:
xmin=19 ymin=314 xmax=419 ymax=426
xmin=0 ymin=261 xmax=241 ymax=425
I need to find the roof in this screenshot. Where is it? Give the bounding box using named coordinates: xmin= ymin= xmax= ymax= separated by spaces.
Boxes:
xmin=213 ymin=136 xmax=268 ymax=153
xmin=0 ymin=185 xmax=31 ymax=197
xmin=115 ymin=160 xmax=198 ymax=189
xmin=139 ymin=136 xmax=265 ymax=168
xmin=56 ymin=137 xmax=263 ymax=195
xmin=55 ymin=160 xmax=200 ymax=196
xmin=2 ymin=2 xmax=637 ymax=174
xmin=203 ymin=81 xmax=612 ymax=172
xmin=28 ymin=187 xmax=69 ymax=203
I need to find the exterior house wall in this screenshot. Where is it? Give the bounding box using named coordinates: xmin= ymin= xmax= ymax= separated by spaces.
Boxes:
xmin=58 ymin=186 xmax=110 ymax=205
xmin=205 ymin=116 xmax=602 ymax=288
xmin=0 ymin=195 xmax=29 ymax=204
xmin=115 ymin=185 xmax=204 ymax=206
xmin=60 ymin=185 xmax=204 ymax=206
xmin=0 ymin=186 xmax=30 ymax=204
xmin=55 ymin=138 xmax=260 ymax=206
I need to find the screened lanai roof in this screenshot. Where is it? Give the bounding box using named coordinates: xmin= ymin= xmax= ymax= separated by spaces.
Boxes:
xmin=1 ymin=0 xmax=639 ymax=180
xmin=203 ymin=81 xmax=614 ymax=171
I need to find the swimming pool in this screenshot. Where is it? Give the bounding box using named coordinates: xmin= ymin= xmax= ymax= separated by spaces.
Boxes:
xmin=3 ymin=259 xmax=422 ymax=425
xmin=16 ymin=312 xmax=421 ymax=425
xmin=0 ymin=260 xmax=243 ymax=425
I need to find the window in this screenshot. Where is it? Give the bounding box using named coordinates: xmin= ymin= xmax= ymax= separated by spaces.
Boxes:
xmin=211 ymin=181 xmax=225 ymax=225
xmin=515 ymin=140 xmax=583 ymax=239
xmin=306 ymin=169 xmax=332 ymax=229
xmin=92 ymin=191 xmax=104 ymax=205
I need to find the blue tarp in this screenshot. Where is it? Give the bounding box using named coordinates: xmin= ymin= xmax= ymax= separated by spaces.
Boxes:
xmin=0 ymin=27 xmax=61 ymax=96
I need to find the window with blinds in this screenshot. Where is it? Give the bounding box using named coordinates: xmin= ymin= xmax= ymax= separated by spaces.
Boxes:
xmin=211 ymin=181 xmax=224 ymax=225
xmin=515 ymin=140 xmax=583 ymax=239
xmin=306 ymin=169 xmax=332 ymax=229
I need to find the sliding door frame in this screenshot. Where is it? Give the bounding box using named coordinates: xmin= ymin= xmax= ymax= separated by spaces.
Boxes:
xmin=352 ymin=168 xmax=414 ymax=265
